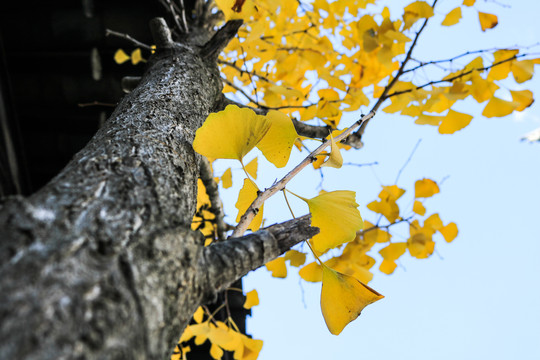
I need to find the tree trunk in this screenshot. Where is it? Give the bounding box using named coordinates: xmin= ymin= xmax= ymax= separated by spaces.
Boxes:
xmin=0 ymin=19 xmax=317 ymax=359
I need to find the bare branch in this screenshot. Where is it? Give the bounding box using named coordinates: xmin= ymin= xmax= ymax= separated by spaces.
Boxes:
xmin=150 ymin=17 xmax=174 ymax=48
xmin=105 ymin=29 xmax=152 ymax=51
xmin=200 ymin=20 xmax=243 ymax=60
xmin=203 ymin=215 xmax=318 ymax=295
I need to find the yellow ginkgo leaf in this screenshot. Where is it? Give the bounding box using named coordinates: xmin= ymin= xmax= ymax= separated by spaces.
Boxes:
xmin=193 ymin=306 xmax=205 ymax=323
xmin=439 ymin=110 xmax=473 ymax=134
xmin=265 ymin=257 xmax=287 ymax=278
xmin=510 ymin=90 xmax=534 ymax=111
xmin=488 ymin=49 xmax=518 ymax=80
xmin=235 ymin=179 xmax=264 ymax=231
xmin=193 ymin=105 xmax=271 ymax=161
xmin=113 ymin=49 xmax=130 ymax=64
xmin=415 ymin=178 xmax=440 ymax=198
xmin=321 ymin=133 xmax=343 ymax=168
xmin=463 ymin=0 xmax=475 ymax=6
xmin=256 ymin=110 xmax=298 ymax=168
xmin=439 ymin=222 xmax=458 ymax=242
xmin=245 ymin=157 xmax=258 ymax=179
xmin=210 ymin=343 xmax=223 ymax=360
xmin=442 ymin=7 xmax=462 ymax=26
xmin=482 ymin=97 xmax=518 ymax=118
xmin=379 ymin=259 xmax=398 ymax=274
xmin=478 ymin=12 xmax=498 ymax=32
xmin=221 ymin=168 xmax=232 ymax=189
xmin=403 ymin=1 xmax=434 ymax=30
xmin=284 ymin=250 xmax=306 ymax=267
xmin=131 ymin=48 xmax=145 ymax=65
xmin=413 ymin=200 xmax=426 ymax=215
xmin=511 ymin=60 xmax=534 ymax=83
xmin=243 ymin=289 xmax=259 ymax=309
xmin=299 ymin=261 xmax=323 ymax=282
xmin=320 ymin=265 xmax=383 ymax=335
xmin=302 ymin=191 xmax=363 ymax=253
xmin=239 ymin=335 xmax=263 ymax=360
xmin=379 ymin=242 xmax=407 ymax=261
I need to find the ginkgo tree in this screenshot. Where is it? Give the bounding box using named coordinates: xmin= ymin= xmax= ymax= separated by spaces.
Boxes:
xmin=0 ymin=0 xmax=538 ymax=359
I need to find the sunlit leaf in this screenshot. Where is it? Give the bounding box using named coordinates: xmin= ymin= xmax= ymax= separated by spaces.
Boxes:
xmin=403 ymin=1 xmax=434 ymax=30
xmin=379 ymin=242 xmax=407 ymax=261
xmin=301 ymin=191 xmax=363 ymax=252
xmin=439 ymin=222 xmax=458 ymax=242
xmin=488 ymin=49 xmax=518 ymax=80
xmin=415 ymin=178 xmax=440 ymax=198
xmin=285 ymin=250 xmax=306 ymax=267
xmin=321 ymin=133 xmax=343 ymax=168
xmin=265 ymin=257 xmax=287 ymax=278
xmin=413 ymin=200 xmax=426 ymax=216
xmin=439 ymin=110 xmax=473 ymax=134
xmin=320 ymin=265 xmax=383 ymax=335
xmin=510 ymin=89 xmax=534 ymax=111
xmin=235 ymin=179 xmax=264 ymax=231
xmin=114 ymin=49 xmax=130 ymax=64
xmin=425 ymin=213 xmax=443 ymax=231
xmin=193 ymin=306 xmax=205 ymax=324
xmin=221 ymin=168 xmax=233 ymax=189
xmin=442 ymin=7 xmax=462 ymax=26
xmin=243 ymin=289 xmax=259 ymax=309
xmin=512 ymin=60 xmax=534 ymax=83
xmin=245 ymin=157 xmax=258 ymax=179
xmin=256 ymin=110 xmax=298 ymax=168
xmin=210 ymin=343 xmax=223 ymax=360
xmin=482 ymin=97 xmax=518 ymax=118
xmin=478 ymin=12 xmax=498 ymax=31
xmin=131 ymin=48 xmax=144 ymax=65
xmin=379 ymin=260 xmax=398 ymax=274
xmin=193 ymin=105 xmax=271 ymax=161
xmin=299 ymin=261 xmax=323 ymax=282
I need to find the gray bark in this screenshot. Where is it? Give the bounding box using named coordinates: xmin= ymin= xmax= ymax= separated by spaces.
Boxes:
xmin=0 ymin=20 xmax=317 ymax=359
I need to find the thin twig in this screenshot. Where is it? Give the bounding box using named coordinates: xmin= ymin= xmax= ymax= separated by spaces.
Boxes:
xmin=386 ymin=52 xmax=533 ymax=98
xmin=395 ymin=139 xmax=421 ymax=184
xmin=105 ymin=29 xmax=152 ymax=51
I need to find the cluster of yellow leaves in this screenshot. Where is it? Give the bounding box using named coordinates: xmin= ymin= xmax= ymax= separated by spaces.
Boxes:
xmin=215 ymin=0 xmax=538 ymax=139
xmin=174 ymin=302 xmax=262 ymax=360
xmin=113 ymin=48 xmax=146 ymax=65
xmin=296 ymin=178 xmax=456 ymax=283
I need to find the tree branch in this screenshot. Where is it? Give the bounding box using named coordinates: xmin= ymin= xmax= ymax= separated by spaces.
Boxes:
xmin=105 ymin=29 xmax=152 ymax=51
xmin=353 ymin=0 xmax=438 ymax=141
xmin=200 ymin=20 xmax=243 ymax=59
xmin=150 ymin=17 xmax=174 ymax=48
xmin=202 ymin=215 xmax=318 ymax=296
xmin=232 ymin=111 xmax=375 ymax=237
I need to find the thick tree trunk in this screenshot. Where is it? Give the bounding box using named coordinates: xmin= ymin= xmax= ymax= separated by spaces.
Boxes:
xmin=0 ymin=20 xmax=317 ymax=359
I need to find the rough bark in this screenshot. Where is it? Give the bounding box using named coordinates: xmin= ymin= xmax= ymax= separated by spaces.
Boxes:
xmin=0 ymin=20 xmax=317 ymax=359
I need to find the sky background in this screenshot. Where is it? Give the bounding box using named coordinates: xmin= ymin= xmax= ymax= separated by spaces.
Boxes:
xmin=215 ymin=1 xmax=540 ymax=359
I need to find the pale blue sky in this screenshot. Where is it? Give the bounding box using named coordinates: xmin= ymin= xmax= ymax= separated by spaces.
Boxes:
xmin=216 ymin=1 xmax=540 ymax=359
